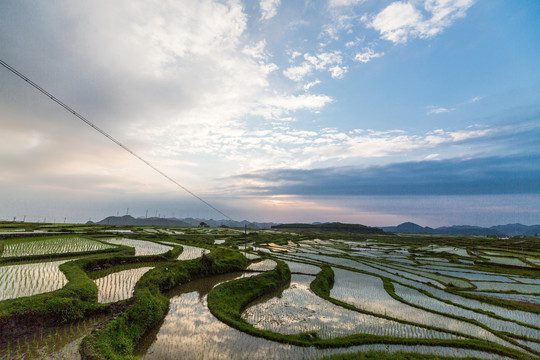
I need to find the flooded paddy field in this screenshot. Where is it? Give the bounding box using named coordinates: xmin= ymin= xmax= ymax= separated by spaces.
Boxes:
xmin=0 ymin=260 xmax=69 ymax=301
xmin=0 ymin=315 xmax=105 ymax=360
xmin=176 ymin=244 xmax=208 ymax=260
xmin=95 ymin=266 xmax=154 ymax=303
xmin=136 ymin=273 xmax=505 ymax=360
xmin=242 ymin=274 xmax=459 ymax=340
xmin=0 ymin=236 xmax=115 ymax=258
xmin=246 ymin=259 xmax=277 ymax=271
xmin=101 ymin=238 xmax=172 ymax=256
xmin=1 ymin=224 xmax=538 ymax=359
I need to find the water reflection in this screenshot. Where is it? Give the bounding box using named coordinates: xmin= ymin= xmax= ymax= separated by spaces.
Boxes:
xmin=0 ymin=315 xmax=105 ymax=360
xmin=136 ymin=273 xmax=506 ymax=360
xmin=243 ymin=274 xmax=458 ymax=339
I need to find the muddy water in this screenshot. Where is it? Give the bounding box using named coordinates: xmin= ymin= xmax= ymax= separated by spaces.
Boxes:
xmin=135 ymin=273 xmax=508 ymax=360
xmin=0 ymin=315 xmax=105 ymax=360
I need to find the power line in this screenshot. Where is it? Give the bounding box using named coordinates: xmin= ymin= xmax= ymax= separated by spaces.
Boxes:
xmin=0 ymin=58 xmax=232 ymax=220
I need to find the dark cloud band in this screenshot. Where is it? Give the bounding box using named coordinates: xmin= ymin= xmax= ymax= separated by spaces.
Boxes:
xmin=235 ymin=154 xmax=540 ymax=196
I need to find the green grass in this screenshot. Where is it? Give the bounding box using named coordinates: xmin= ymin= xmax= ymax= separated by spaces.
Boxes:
xmin=207 ymin=263 xmax=529 ymax=359
xmin=79 ymin=248 xmax=249 ymax=359
xmin=322 ymin=351 xmax=489 ymax=360
xmin=0 ymin=242 xmax=185 ymax=338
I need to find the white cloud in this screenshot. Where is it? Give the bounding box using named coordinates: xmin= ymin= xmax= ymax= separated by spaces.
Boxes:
xmin=323 ymin=14 xmax=356 ymax=40
xmin=369 ymin=0 xmax=475 ymax=44
xmin=242 ymin=40 xmax=268 ymax=60
xmin=284 ymin=51 xmax=345 ymax=81
xmin=303 ymin=79 xmax=321 ymax=91
xmin=329 ymin=65 xmax=348 ymax=79
xmin=354 ymin=47 xmax=384 ymax=63
xmin=427 ymin=106 xmax=454 ymax=115
xmin=305 ymin=51 xmax=343 ymax=69
xmin=283 ymin=62 xmax=313 ymax=81
xmin=260 ymin=0 xmax=281 ymax=20
xmin=290 ymin=51 xmax=302 ymax=61
xmin=468 ymin=96 xmax=482 ymax=103
xmin=328 ymin=0 xmax=364 ymax=8
xmin=298 ymin=126 xmax=494 ymax=166
xmin=255 ymin=94 xmax=334 ymax=118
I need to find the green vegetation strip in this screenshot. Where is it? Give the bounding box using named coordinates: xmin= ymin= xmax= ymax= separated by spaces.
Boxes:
xmin=0 ymin=243 xmax=183 ymax=338
xmin=79 ymin=248 xmax=249 ymax=360
xmin=309 ymin=266 xmax=532 ymax=359
xmin=0 ymin=257 xmax=102 ymax=337
xmin=322 ymin=351 xmax=489 ymax=360
xmin=207 ymin=262 xmax=529 ymax=358
xmin=382 ymin=280 xmax=539 ymax=356
xmin=450 ymin=289 xmax=540 ymax=314
xmin=0 ymin=236 xmax=127 ymax=264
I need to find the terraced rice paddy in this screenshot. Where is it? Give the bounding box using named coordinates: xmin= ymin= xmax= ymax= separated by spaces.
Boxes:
xmin=242 ymin=274 xmax=460 ymax=339
xmin=1 ymin=225 xmax=538 ymax=359
xmin=0 ymin=260 xmax=68 ymax=301
xmin=242 ymin=252 xmax=261 ymax=260
xmin=418 ymin=246 xmax=471 ymax=257
xmin=475 ymin=292 xmax=540 ymax=305
xmin=95 ymin=267 xmax=154 ymax=303
xmin=137 ymin=273 xmax=506 ymax=360
xmin=481 ymin=256 xmax=532 ymax=267
xmin=1 ymin=237 xmax=115 ymax=257
xmin=284 ymin=260 xmax=321 ymax=275
xmin=330 ymin=268 xmax=509 ymax=346
xmin=0 ymin=315 xmax=105 ymax=360
xmin=176 ymin=245 xmax=207 ymax=261
xmin=246 ymin=259 xmax=277 ymax=271
xmin=102 ymin=238 xmax=172 ymax=256
xmin=471 ymin=281 xmax=540 ymax=293
xmin=393 ymin=283 xmax=540 ymax=339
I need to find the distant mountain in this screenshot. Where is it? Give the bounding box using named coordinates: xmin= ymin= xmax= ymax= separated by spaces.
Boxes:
xmin=382 ymin=222 xmax=434 ymax=234
xmin=90 ymin=215 xmax=190 ymax=227
xmin=491 ymin=223 xmax=540 ymax=237
xmin=382 ymin=222 xmax=540 ymax=237
xmin=88 ymin=215 xmax=277 ymax=229
xmin=272 ymin=222 xmax=386 ymax=234
xmin=179 ymin=217 xmax=277 ymax=229
xmin=436 ymin=225 xmax=503 ymax=237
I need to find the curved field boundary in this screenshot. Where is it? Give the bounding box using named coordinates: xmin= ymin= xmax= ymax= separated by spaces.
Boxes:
xmin=79 ymin=248 xmax=249 ymax=360
xmin=0 ymin=243 xmax=184 ymax=338
xmin=207 ymin=262 xmax=529 ymax=359
xmin=0 ymin=237 xmax=128 ymax=264
xmin=310 ymin=266 xmax=534 ymax=359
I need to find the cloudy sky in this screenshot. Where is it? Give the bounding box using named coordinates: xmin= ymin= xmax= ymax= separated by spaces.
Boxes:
xmin=1 ymin=0 xmax=539 ymax=227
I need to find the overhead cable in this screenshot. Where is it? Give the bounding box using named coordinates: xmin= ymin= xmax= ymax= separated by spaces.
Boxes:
xmin=0 ymin=58 xmax=232 ymax=220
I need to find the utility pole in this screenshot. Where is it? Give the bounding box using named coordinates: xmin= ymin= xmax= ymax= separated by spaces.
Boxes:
xmin=64 ymin=217 xmax=66 ymax=224
xmin=145 ymin=209 xmax=148 ymax=219
xmin=126 ymin=208 xmax=129 ymax=216
xmin=23 ymin=215 xmax=26 ymax=222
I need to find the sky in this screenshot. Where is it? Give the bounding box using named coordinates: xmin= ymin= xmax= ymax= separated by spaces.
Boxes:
xmin=1 ymin=0 xmax=539 ymax=227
